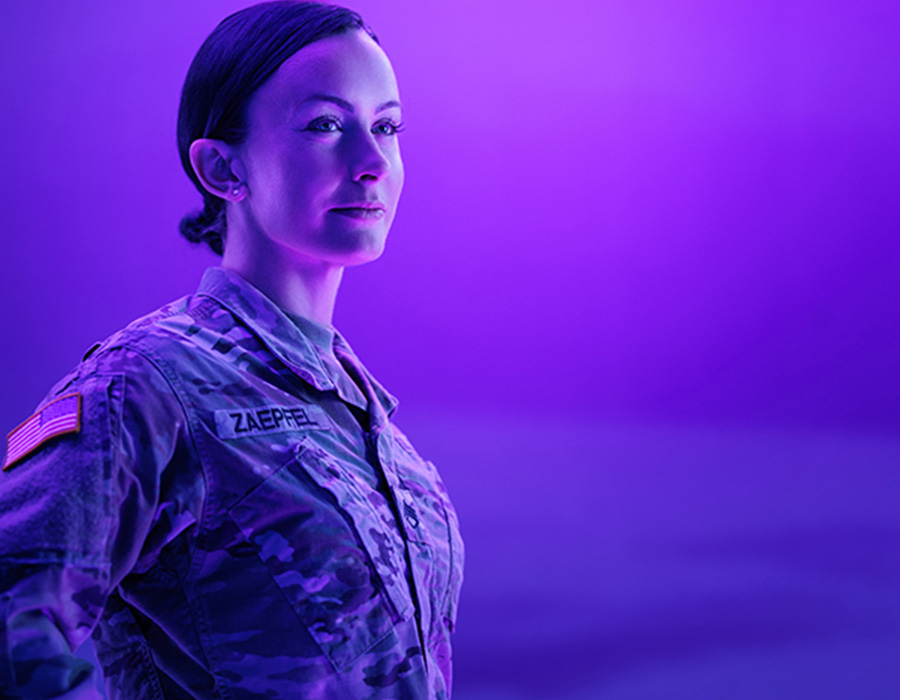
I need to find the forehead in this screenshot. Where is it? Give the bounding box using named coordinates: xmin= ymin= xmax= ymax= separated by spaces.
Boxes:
xmin=253 ymin=30 xmax=399 ymax=113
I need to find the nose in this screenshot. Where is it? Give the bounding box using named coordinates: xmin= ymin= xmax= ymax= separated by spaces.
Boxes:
xmin=348 ymin=129 xmax=391 ymax=183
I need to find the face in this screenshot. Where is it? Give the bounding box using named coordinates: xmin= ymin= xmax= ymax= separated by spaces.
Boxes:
xmin=233 ymin=30 xmax=404 ymax=267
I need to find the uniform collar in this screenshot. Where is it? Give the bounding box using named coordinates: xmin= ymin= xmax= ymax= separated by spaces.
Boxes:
xmin=195 ymin=267 xmax=398 ymax=416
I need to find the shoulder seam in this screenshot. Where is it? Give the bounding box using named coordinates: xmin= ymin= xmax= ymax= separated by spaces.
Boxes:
xmin=120 ymin=343 xmax=209 ymax=570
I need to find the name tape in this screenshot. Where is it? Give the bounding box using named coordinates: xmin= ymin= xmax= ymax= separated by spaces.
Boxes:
xmin=214 ymin=404 xmax=330 ymax=439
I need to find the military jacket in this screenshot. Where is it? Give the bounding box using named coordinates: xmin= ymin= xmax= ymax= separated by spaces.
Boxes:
xmin=0 ymin=268 xmax=463 ymax=699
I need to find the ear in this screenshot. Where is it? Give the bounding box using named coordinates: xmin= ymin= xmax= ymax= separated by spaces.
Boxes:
xmin=188 ymin=139 xmax=247 ymax=201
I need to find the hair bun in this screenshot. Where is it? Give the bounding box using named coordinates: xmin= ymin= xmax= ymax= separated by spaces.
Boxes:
xmin=179 ymin=198 xmax=226 ymax=256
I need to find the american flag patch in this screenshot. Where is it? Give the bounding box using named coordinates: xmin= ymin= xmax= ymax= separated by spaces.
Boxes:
xmin=4 ymin=393 xmax=82 ymax=471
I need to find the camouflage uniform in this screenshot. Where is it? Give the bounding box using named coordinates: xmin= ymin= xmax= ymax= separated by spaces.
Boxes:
xmin=0 ymin=267 xmax=463 ymax=699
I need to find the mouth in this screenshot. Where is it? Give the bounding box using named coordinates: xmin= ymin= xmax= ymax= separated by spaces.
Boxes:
xmin=329 ymin=204 xmax=386 ymax=220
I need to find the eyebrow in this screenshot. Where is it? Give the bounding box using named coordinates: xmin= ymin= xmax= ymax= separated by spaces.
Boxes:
xmin=301 ymin=93 xmax=401 ymax=114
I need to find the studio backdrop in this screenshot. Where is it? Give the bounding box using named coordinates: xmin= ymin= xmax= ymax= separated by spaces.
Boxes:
xmin=1 ymin=2 xmax=898 ymax=698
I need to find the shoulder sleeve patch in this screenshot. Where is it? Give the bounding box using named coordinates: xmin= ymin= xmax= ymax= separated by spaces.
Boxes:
xmin=4 ymin=393 xmax=82 ymax=470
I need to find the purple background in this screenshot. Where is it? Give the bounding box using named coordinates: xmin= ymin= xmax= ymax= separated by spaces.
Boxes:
xmin=2 ymin=1 xmax=899 ymax=697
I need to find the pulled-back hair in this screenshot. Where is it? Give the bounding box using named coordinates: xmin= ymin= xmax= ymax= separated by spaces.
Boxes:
xmin=177 ymin=1 xmax=376 ymax=255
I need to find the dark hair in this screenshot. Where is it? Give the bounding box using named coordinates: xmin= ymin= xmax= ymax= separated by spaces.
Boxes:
xmin=177 ymin=1 xmax=377 ymax=255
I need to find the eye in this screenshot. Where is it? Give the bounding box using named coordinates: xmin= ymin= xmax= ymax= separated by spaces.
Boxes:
xmin=305 ymin=116 xmax=342 ymax=133
xmin=372 ymin=120 xmax=406 ymax=136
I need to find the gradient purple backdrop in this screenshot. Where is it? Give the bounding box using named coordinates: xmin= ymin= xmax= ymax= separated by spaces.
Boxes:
xmin=1 ymin=1 xmax=898 ymax=698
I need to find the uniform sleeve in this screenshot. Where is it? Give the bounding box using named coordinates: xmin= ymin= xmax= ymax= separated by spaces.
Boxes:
xmin=0 ymin=348 xmax=195 ymax=699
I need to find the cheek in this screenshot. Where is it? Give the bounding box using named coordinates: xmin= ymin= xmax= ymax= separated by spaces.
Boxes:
xmin=390 ymin=155 xmax=405 ymax=200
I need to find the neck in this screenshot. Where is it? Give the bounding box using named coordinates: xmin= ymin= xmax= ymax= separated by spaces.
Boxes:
xmin=221 ymin=231 xmax=343 ymax=327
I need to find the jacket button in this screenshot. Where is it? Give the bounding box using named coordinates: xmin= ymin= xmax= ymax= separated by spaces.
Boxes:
xmin=404 ymin=502 xmax=420 ymax=529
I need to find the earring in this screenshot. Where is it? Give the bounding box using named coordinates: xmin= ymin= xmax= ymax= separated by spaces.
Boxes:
xmin=231 ymin=184 xmax=242 ymax=197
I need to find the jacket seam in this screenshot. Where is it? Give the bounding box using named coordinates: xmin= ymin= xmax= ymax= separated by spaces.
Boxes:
xmin=106 ymin=338 xmax=223 ymax=695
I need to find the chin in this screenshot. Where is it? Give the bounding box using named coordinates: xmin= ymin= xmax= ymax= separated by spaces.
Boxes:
xmin=328 ymin=230 xmax=389 ymax=267
xmin=340 ymin=242 xmax=387 ymax=267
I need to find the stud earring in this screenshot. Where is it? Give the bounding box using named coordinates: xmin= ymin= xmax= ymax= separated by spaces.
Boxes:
xmin=231 ymin=185 xmax=242 ymax=197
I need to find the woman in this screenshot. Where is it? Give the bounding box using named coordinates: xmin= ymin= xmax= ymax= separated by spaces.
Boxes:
xmin=0 ymin=3 xmax=463 ymax=699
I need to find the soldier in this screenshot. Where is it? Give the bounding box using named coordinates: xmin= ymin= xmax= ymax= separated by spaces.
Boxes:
xmin=0 ymin=2 xmax=464 ymax=698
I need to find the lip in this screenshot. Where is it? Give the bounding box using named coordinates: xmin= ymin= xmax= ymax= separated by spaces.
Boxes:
xmin=329 ymin=202 xmax=386 ymax=220
xmin=330 ymin=202 xmax=386 ymax=211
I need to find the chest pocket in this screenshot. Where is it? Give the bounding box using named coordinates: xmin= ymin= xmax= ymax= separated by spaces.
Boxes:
xmin=227 ymin=438 xmax=411 ymax=671
xmin=390 ymin=429 xmax=465 ymax=633
xmin=437 ymin=467 xmax=464 ymax=632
